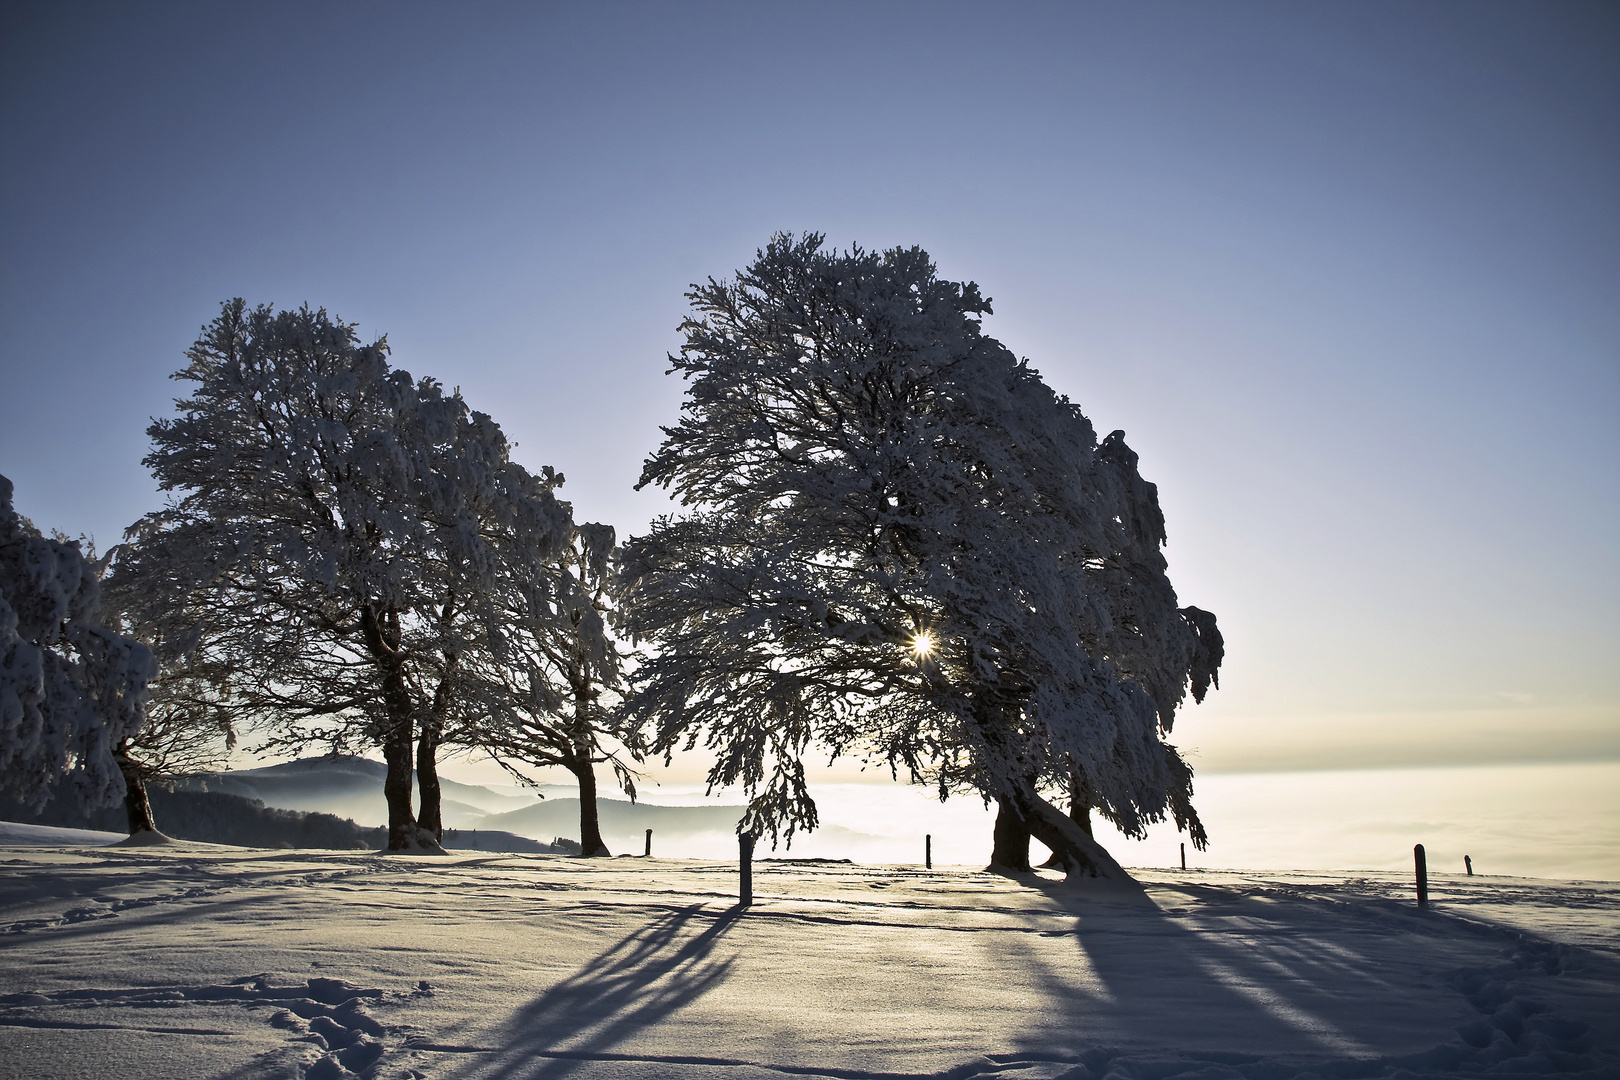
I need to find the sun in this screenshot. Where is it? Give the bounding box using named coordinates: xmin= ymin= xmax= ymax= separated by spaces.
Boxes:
xmin=910 ymin=631 xmax=937 ymax=659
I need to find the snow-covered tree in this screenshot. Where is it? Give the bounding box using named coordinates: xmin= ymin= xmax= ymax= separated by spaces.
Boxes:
xmin=471 ymin=522 xmax=638 ymax=857
xmin=620 ymin=234 xmax=1222 ymax=880
xmin=109 ymin=684 xmax=234 ymax=837
xmin=0 ymin=475 xmax=155 ymax=817
xmin=98 ymin=573 xmax=237 ymax=836
xmin=117 ymin=300 xmax=574 ymax=850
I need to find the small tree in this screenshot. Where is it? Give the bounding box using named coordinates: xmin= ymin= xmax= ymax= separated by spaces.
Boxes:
xmin=471 ymin=522 xmax=636 ymax=857
xmin=0 ymin=475 xmax=155 ymax=817
xmin=97 ymin=585 xmax=237 ymax=837
xmin=621 ymin=235 xmax=1222 ymax=879
xmin=118 ymin=301 xmax=575 ymax=850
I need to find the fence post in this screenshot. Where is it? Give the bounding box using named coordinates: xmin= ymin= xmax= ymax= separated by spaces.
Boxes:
xmin=1464 ymin=854 xmax=1472 ymax=876
xmin=644 ymin=829 xmax=652 ymax=857
xmin=1414 ymin=843 xmax=1429 ymax=908
xmin=739 ymin=832 xmax=755 ymax=907
xmin=926 ymin=834 xmax=932 ymax=869
xmin=1180 ymin=842 xmax=1186 ymax=870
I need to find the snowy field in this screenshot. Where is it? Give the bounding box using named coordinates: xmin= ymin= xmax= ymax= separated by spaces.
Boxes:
xmin=1 ymin=832 xmax=1617 ymax=1079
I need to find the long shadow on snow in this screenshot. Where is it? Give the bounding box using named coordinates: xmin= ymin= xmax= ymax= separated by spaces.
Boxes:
xmin=975 ymin=876 xmax=1357 ymax=1061
xmin=1042 ymin=878 xmax=1413 ymax=1053
xmin=993 ymin=873 xmax=1611 ymax=1077
xmin=438 ymin=901 xmax=743 ymax=1080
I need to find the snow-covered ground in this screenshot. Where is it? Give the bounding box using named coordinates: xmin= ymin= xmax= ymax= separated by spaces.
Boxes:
xmin=0 ymin=831 xmax=1615 ymax=1080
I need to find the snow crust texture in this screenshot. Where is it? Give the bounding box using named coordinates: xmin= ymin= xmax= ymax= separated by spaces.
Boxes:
xmin=0 ymin=843 xmax=1614 ymax=1080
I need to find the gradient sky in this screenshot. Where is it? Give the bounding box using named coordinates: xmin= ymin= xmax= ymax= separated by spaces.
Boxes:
xmin=2 ymin=1 xmax=1615 ymax=779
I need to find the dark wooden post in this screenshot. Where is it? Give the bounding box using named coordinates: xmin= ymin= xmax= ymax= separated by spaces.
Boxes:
xmin=644 ymin=829 xmax=652 ymax=857
xmin=1180 ymin=842 xmax=1186 ymax=870
xmin=1414 ymin=843 xmax=1429 ymax=908
xmin=925 ymin=834 xmax=932 ymax=869
xmin=739 ymin=832 xmax=755 ymax=907
xmin=1464 ymin=854 xmax=1473 ymax=876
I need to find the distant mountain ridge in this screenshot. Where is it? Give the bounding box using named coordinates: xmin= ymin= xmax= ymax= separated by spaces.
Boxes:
xmin=190 ymin=756 xmax=795 ymax=853
xmin=0 ymin=757 xmax=571 ymax=853
xmin=174 ymin=754 xmax=545 ymax=829
xmin=198 ymin=756 xmax=892 ymax=857
xmin=0 ymin=786 xmax=373 ymax=849
xmin=0 ymin=755 xmax=884 ymax=857
xmin=478 ymin=797 xmax=750 ymax=839
xmin=200 ymin=757 xmax=759 ymax=849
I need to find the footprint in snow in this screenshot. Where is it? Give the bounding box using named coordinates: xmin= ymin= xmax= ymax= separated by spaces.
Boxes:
xmin=0 ymin=974 xmax=429 ymax=1080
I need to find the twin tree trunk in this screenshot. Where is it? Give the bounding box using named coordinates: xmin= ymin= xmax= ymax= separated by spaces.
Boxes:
xmin=382 ymin=706 xmax=448 ymax=851
xmin=984 ymin=764 xmax=1127 ymax=880
xmin=975 ymin=702 xmax=1128 ymax=881
xmin=1037 ymin=772 xmax=1093 ymax=870
xmin=989 ymin=775 xmax=1130 ymax=881
xmin=365 ymin=604 xmax=442 ymax=852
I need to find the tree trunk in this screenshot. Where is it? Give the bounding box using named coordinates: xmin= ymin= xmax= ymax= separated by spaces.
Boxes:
xmin=1040 ymin=770 xmax=1094 ymax=868
xmin=364 ymin=605 xmax=437 ymax=852
xmin=382 ymin=713 xmax=420 ymax=850
xmin=1009 ymin=782 xmax=1134 ymax=883
xmin=416 ymin=653 xmax=456 ymax=843
xmin=566 ymin=661 xmax=610 ymax=856
xmin=990 ymin=796 xmax=1032 ymax=872
xmin=415 ymin=715 xmax=443 ymax=842
xmin=1070 ymin=771 xmax=1094 ymax=837
xmin=967 ymin=702 xmax=1129 ymax=881
xmin=570 ymin=754 xmax=610 ymax=857
xmin=113 ymin=742 xmax=157 ymax=835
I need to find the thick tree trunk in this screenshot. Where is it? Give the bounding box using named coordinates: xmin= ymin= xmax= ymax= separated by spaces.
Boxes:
xmin=990 ymin=796 xmax=1032 ymax=872
xmin=382 ymin=714 xmax=420 ymax=850
xmin=967 ymin=698 xmax=1128 ymax=882
xmin=570 ymin=755 xmax=610 ymax=857
xmin=113 ymin=743 xmax=157 ymax=835
xmin=415 ymin=716 xmax=443 ymax=842
xmin=1009 ymin=782 xmax=1134 ymax=882
xmin=364 ymin=605 xmax=439 ymax=852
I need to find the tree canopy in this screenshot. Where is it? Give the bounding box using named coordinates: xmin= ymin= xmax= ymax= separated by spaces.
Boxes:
xmin=621 ymin=234 xmax=1222 ymax=879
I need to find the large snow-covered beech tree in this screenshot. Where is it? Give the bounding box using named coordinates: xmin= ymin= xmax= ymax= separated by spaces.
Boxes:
xmin=620 ymin=234 xmax=1223 ymax=881
xmin=118 ymin=300 xmax=575 ymax=851
xmin=470 ymin=522 xmax=638 ymax=858
xmin=0 ymin=475 xmax=155 ymax=816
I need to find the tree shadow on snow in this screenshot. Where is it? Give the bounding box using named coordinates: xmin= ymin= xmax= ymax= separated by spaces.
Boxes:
xmin=439 ymin=902 xmax=744 ymax=1080
xmin=999 ymin=872 xmax=1515 ymax=1069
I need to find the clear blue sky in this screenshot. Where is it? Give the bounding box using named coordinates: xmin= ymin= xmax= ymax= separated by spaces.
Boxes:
xmin=2 ymin=1 xmax=1615 ymax=774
